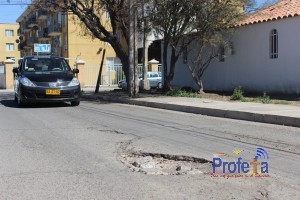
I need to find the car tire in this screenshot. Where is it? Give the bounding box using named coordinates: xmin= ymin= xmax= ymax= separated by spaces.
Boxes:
xmin=17 ymin=95 xmax=24 ymax=107
xmin=71 ymin=101 xmax=80 ymax=106
xmin=157 ymin=82 xmax=162 ymax=89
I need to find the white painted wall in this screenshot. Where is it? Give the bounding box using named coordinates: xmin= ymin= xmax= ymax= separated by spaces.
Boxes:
xmin=170 ymin=16 xmax=300 ymax=94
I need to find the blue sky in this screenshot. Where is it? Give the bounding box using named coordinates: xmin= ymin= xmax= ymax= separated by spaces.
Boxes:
xmin=0 ymin=0 xmax=32 ymax=23
xmin=0 ymin=0 xmax=279 ymax=24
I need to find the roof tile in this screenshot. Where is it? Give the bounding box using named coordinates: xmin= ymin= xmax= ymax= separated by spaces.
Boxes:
xmin=237 ymin=0 xmax=300 ymax=27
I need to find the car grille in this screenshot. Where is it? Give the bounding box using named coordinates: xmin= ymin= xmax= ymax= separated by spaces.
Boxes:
xmin=35 ymin=93 xmax=72 ymax=99
xmin=24 ymin=90 xmax=79 ymax=99
xmin=33 ymin=81 xmax=70 ymax=87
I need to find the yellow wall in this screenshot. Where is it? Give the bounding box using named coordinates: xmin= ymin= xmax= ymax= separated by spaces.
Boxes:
xmin=5 ymin=63 xmax=14 ymax=89
xmin=16 ymin=7 xmax=122 ymax=87
xmin=0 ymin=24 xmax=20 ymax=62
xmin=67 ymin=15 xmax=118 ymax=86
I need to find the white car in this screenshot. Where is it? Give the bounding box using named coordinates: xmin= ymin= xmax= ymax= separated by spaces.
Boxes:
xmin=118 ymin=72 xmax=162 ymax=90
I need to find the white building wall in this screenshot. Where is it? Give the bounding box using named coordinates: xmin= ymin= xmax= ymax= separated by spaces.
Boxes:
xmin=170 ymin=16 xmax=300 ymax=94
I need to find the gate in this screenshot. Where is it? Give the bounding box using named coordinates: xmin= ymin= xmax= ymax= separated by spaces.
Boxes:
xmin=0 ymin=65 xmax=6 ymax=89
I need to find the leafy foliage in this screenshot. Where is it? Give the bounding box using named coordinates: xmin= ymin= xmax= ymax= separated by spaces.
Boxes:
xmin=36 ymin=0 xmax=262 ymax=95
xmin=231 ymin=86 xmax=245 ymax=101
xmin=255 ymin=92 xmax=271 ymax=104
xmin=167 ymin=88 xmax=201 ymax=98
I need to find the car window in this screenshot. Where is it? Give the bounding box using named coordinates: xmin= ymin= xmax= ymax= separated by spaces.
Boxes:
xmin=23 ymin=57 xmax=71 ymax=72
xmin=152 ymin=73 xmax=158 ymax=78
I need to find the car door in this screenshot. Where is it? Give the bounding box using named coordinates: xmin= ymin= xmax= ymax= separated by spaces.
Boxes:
xmin=151 ymin=73 xmax=160 ymax=87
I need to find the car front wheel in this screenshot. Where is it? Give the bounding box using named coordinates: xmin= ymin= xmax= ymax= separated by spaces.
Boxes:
xmin=157 ymin=82 xmax=162 ymax=89
xmin=71 ymin=101 xmax=80 ymax=106
xmin=17 ymin=95 xmax=24 ymax=107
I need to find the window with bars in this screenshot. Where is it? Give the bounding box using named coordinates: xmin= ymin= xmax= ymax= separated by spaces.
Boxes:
xmin=183 ymin=47 xmax=188 ymax=64
xmin=5 ymin=30 xmax=14 ymax=37
xmin=270 ymin=29 xmax=278 ymax=59
xmin=219 ymin=45 xmax=225 ymax=62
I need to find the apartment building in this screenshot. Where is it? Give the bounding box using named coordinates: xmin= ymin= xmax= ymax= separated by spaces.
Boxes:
xmin=0 ymin=23 xmax=20 ymax=62
xmin=0 ymin=23 xmax=20 ymax=89
xmin=16 ymin=7 xmax=121 ymax=87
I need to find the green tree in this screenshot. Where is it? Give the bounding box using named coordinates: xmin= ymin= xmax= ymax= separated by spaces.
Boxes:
xmin=36 ymin=0 xmax=271 ymax=94
xmin=35 ymin=0 xmax=133 ymax=91
xmin=148 ymin=0 xmax=255 ymax=92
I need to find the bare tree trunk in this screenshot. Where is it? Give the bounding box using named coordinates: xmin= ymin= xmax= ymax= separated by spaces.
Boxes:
xmin=141 ymin=1 xmax=150 ymax=91
xmin=133 ymin=9 xmax=139 ymax=96
xmin=199 ymin=79 xmax=205 ymax=94
xmin=162 ymin=39 xmax=169 ymax=93
xmin=165 ymin=46 xmax=179 ymax=91
xmin=128 ymin=0 xmax=139 ymax=97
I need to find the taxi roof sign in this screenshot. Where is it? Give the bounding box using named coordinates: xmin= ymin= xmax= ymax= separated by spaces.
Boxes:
xmin=34 ymin=44 xmax=51 ymax=53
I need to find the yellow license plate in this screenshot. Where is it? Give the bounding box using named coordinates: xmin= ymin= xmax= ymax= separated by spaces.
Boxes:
xmin=46 ymin=89 xmax=60 ymax=95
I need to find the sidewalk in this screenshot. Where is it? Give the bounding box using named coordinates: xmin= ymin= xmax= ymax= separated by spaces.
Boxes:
xmin=82 ymin=89 xmax=300 ymax=128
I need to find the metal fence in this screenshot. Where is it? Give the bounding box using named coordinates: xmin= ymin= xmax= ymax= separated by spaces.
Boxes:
xmin=81 ymin=64 xmax=162 ymax=87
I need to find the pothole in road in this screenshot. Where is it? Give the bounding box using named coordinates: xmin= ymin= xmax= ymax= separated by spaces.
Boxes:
xmin=120 ymin=152 xmax=212 ymax=175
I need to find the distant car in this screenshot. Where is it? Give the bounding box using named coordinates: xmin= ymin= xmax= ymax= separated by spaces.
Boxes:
xmin=118 ymin=79 xmax=128 ymax=89
xmin=118 ymin=72 xmax=162 ymax=90
xmin=13 ymin=56 xmax=81 ymax=107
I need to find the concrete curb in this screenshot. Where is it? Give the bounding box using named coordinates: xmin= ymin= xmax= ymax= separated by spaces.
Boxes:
xmin=82 ymin=94 xmax=300 ymax=128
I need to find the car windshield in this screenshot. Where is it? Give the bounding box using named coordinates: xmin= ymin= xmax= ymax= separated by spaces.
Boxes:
xmin=22 ymin=57 xmax=71 ymax=72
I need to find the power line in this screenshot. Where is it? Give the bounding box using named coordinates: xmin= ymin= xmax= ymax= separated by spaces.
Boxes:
xmin=0 ymin=3 xmax=32 ymax=6
xmin=0 ymin=0 xmax=32 ymax=5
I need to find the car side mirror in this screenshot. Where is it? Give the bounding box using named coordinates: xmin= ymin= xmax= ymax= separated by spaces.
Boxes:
xmin=73 ymin=69 xmax=79 ymax=74
xmin=12 ymin=68 xmax=19 ymax=74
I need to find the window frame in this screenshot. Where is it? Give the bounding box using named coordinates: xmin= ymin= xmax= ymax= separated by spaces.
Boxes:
xmin=270 ymin=29 xmax=278 ymax=59
xmin=5 ymin=29 xmax=14 ymax=37
xmin=5 ymin=43 xmax=14 ymax=51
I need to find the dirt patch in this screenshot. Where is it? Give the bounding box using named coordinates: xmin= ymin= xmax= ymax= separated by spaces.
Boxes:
xmin=85 ymin=89 xmax=300 ymax=106
xmin=119 ymin=152 xmax=212 ymax=175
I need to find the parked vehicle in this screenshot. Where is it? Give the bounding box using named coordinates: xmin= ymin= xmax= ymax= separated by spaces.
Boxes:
xmin=13 ymin=56 xmax=81 ymax=107
xmin=118 ymin=72 xmax=162 ymax=90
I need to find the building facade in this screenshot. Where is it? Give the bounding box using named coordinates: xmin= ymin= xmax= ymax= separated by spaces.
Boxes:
xmin=16 ymin=7 xmax=121 ymax=87
xmin=169 ymin=0 xmax=300 ymax=95
xmin=0 ymin=23 xmax=20 ymax=89
xmin=0 ymin=23 xmax=20 ymax=62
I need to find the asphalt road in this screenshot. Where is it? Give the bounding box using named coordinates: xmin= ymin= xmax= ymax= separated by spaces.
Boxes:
xmin=0 ymin=91 xmax=299 ymax=200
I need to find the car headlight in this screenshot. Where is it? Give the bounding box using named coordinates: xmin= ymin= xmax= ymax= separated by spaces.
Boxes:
xmin=68 ymin=77 xmax=80 ymax=86
xmin=20 ymin=77 xmax=36 ymax=87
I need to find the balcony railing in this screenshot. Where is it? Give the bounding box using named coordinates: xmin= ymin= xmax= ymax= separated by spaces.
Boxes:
xmin=38 ymin=28 xmax=49 ymax=38
xmin=48 ymin=24 xmax=62 ymax=36
xmin=37 ymin=10 xmax=49 ymax=20
xmin=27 ymin=37 xmax=39 ymax=46
xmin=52 ymin=47 xmax=62 ymax=56
xmin=27 ymin=17 xmax=38 ymax=28
xmin=24 ymin=21 xmax=32 ymax=31
xmin=17 ymin=28 xmax=24 ymax=36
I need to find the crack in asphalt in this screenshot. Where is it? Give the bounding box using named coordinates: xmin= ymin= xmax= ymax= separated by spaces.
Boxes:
xmin=77 ymin=104 xmax=300 ymax=156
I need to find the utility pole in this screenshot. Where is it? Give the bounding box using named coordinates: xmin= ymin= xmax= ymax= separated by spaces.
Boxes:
xmin=142 ymin=0 xmax=150 ymax=90
xmin=95 ymin=48 xmax=106 ymax=94
xmin=128 ymin=0 xmax=139 ymax=97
